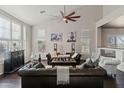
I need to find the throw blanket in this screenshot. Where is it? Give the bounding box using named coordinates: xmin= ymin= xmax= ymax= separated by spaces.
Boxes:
xmin=57 ymin=66 xmax=69 ymax=85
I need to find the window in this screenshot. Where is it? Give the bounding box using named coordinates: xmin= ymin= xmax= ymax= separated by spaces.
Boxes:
xmin=12 ymin=22 xmax=21 ymax=40
xmin=81 ymin=30 xmax=90 ymax=54
xmin=115 ymin=36 xmax=124 ymax=48
xmin=0 ymin=40 xmax=11 ymax=57
xmin=37 ymin=29 xmax=46 ymax=52
xmin=107 ymin=35 xmax=124 ymax=48
xmin=0 ymin=17 xmax=11 ymax=58
xmin=0 ymin=14 xmax=28 ymax=60
xmin=11 ymin=22 xmax=22 ymax=51
xmin=0 ymin=17 xmax=10 ymax=39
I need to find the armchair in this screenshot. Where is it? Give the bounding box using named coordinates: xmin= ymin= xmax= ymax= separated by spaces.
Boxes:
xmin=99 ymin=56 xmax=121 ymax=77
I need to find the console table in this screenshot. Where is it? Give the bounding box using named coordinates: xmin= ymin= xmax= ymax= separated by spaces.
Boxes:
xmin=4 ymin=50 xmax=24 ymax=73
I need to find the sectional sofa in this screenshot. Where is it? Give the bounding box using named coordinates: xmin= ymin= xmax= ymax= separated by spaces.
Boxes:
xmin=18 ymin=62 xmax=107 ymax=88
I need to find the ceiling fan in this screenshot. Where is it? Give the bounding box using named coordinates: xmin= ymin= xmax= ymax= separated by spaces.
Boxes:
xmin=59 ymin=6 xmax=81 ymax=23
xmin=40 ymin=6 xmax=81 ymax=23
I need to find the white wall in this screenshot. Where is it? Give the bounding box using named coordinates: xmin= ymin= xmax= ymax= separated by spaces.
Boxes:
xmin=0 ymin=9 xmax=32 ymax=61
xmin=32 ymin=5 xmax=102 ymax=56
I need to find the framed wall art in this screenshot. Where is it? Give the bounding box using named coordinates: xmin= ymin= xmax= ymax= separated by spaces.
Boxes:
xmin=51 ymin=33 xmax=63 ymax=42
xmin=67 ymin=32 xmax=76 ymax=42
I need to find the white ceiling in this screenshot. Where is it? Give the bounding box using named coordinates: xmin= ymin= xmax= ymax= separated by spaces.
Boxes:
xmin=103 ymin=15 xmax=124 ymax=28
xmin=0 ymin=5 xmax=82 ymax=26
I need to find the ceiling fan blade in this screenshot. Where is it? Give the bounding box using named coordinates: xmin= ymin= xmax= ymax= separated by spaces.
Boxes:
xmin=60 ymin=10 xmax=64 ymax=18
xmin=69 ymin=16 xmax=80 ymax=18
xmin=67 ymin=11 xmax=75 ymax=17
xmin=67 ymin=18 xmax=76 ymax=22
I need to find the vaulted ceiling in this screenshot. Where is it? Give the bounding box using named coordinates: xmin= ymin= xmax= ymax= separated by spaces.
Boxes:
xmin=0 ymin=5 xmax=82 ymax=26
xmin=102 ymin=15 xmax=124 ymax=28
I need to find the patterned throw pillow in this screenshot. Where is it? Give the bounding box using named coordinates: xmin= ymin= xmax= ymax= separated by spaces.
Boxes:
xmin=93 ymin=57 xmax=100 ymax=67
xmin=71 ymin=53 xmax=78 ymax=58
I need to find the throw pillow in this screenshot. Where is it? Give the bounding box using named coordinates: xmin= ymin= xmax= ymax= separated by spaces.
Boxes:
xmin=26 ymin=62 xmax=37 ymax=68
xmin=77 ymin=58 xmax=90 ymax=68
xmin=91 ymin=53 xmax=100 ymax=61
xmin=34 ymin=63 xmax=45 ymax=68
xmin=93 ymin=58 xmax=100 ymax=67
xmin=78 ymin=62 xmax=85 ymax=68
xmin=71 ymin=53 xmax=78 ymax=59
xmin=84 ymin=58 xmax=95 ymax=68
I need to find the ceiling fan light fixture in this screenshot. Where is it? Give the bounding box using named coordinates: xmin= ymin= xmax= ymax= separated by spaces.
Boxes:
xmin=60 ymin=6 xmax=80 ymax=23
xmin=63 ymin=17 xmax=67 ymax=21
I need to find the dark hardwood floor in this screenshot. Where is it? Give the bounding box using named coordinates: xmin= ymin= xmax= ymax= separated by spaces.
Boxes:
xmin=0 ymin=72 xmax=21 ymax=88
xmin=0 ymin=70 xmax=124 ymax=88
xmin=104 ymin=70 xmax=124 ymax=88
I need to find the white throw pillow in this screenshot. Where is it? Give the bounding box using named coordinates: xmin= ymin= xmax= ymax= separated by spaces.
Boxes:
xmin=71 ymin=53 xmax=78 ymax=58
xmin=85 ymin=58 xmax=90 ymax=63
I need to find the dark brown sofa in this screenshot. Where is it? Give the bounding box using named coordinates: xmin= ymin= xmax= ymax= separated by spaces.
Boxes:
xmin=18 ymin=62 xmax=107 ymax=88
xmin=46 ymin=53 xmax=82 ymax=66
